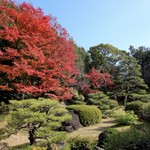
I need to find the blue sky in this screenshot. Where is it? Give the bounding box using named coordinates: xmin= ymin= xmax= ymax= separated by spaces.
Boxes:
xmin=16 ymin=0 xmax=150 ymax=51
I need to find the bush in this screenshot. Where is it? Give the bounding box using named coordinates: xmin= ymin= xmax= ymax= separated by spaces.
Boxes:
xmin=141 ymin=103 xmax=150 ymax=122
xmin=97 ymin=128 xmax=118 ymax=148
xmin=61 ymin=143 xmax=71 ymax=150
xmin=0 ymin=102 xmax=9 ymax=114
xmin=88 ymin=92 xmax=118 ymax=110
xmin=104 ymin=127 xmax=144 ymax=150
xmin=104 ymin=123 xmax=150 ymax=150
xmin=129 ymin=93 xmax=150 ymax=102
xmin=88 ymin=92 xmax=118 ymax=118
xmin=67 ymin=105 xmax=102 ymax=126
xmin=68 ymin=89 xmax=86 ymax=105
xmin=2 ymin=98 xmax=71 ymax=147
xmin=72 ymin=101 xmax=86 ymax=105
xmin=68 ymin=136 xmax=96 ymax=150
xmin=114 ymin=110 xmax=138 ymax=125
xmin=125 ymin=101 xmax=145 ymax=117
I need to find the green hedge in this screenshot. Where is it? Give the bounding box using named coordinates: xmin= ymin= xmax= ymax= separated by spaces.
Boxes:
xmin=67 ymin=105 xmax=102 ymax=126
xmin=125 ymin=101 xmax=145 ymax=117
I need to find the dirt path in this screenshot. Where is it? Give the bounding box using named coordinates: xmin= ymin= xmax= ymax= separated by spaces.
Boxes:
xmin=0 ymin=129 xmax=29 ymax=148
xmin=0 ymin=118 xmax=116 ymax=148
xmin=68 ymin=118 xmax=116 ymax=140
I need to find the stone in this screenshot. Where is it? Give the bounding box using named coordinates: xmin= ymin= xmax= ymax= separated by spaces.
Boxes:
xmin=61 ymin=110 xmax=82 ymax=132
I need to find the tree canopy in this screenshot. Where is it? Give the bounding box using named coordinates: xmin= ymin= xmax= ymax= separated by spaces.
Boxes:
xmin=0 ymin=98 xmax=71 ymax=148
xmin=0 ymin=0 xmax=77 ymax=100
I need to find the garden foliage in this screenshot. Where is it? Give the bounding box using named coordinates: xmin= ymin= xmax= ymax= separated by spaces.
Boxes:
xmin=67 ymin=105 xmax=102 ymax=126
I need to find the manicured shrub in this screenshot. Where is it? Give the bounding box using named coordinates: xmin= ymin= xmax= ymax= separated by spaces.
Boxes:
xmin=125 ymin=101 xmax=145 ymax=117
xmin=1 ymin=98 xmax=71 ymax=148
xmin=104 ymin=127 xmax=144 ymax=150
xmin=109 ymin=100 xmax=118 ymax=109
xmin=72 ymin=101 xmax=86 ymax=105
xmin=67 ymin=105 xmax=102 ymax=126
xmin=114 ymin=110 xmax=138 ymax=125
xmin=61 ymin=143 xmax=71 ymax=150
xmin=68 ymin=136 xmax=96 ymax=150
xmin=88 ymin=92 xmax=118 ymax=111
xmin=129 ymin=93 xmax=150 ymax=102
xmin=68 ymin=89 xmax=86 ymax=105
xmin=0 ymin=102 xmax=9 ymax=114
xmin=141 ymin=103 xmax=150 ymax=122
xmin=97 ymin=128 xmax=118 ymax=148
xmin=104 ymin=123 xmax=150 ymax=150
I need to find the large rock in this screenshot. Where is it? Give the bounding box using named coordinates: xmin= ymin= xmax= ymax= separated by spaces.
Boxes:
xmin=61 ymin=110 xmax=82 ymax=132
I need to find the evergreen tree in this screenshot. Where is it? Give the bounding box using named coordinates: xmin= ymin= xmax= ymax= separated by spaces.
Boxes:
xmin=0 ymin=98 xmax=71 ymax=149
xmin=115 ymin=55 xmax=150 ymax=105
xmin=75 ymin=45 xmax=90 ymax=83
xmin=129 ymin=45 xmax=150 ymax=88
xmin=88 ymin=92 xmax=118 ymax=112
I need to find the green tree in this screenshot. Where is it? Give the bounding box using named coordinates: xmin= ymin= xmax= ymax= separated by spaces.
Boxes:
xmin=88 ymin=91 xmax=118 ymax=113
xmin=88 ymin=43 xmax=124 ymax=76
xmin=129 ymin=45 xmax=150 ymax=88
xmin=115 ymin=55 xmax=149 ymax=105
xmin=0 ymin=98 xmax=71 ymax=149
xmin=75 ymin=45 xmax=90 ymax=77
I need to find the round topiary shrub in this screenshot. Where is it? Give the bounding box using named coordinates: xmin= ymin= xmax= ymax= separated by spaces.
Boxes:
xmin=67 ymin=105 xmax=102 ymax=126
xmin=97 ymin=128 xmax=119 ymax=148
xmin=125 ymin=101 xmax=145 ymax=117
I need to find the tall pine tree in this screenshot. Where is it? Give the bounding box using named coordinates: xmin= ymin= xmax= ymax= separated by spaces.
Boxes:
xmin=115 ymin=55 xmax=149 ymax=105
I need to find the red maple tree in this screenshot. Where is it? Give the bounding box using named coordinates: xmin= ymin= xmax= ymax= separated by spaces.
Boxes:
xmin=80 ymin=68 xmax=114 ymax=95
xmin=0 ymin=0 xmax=77 ymax=100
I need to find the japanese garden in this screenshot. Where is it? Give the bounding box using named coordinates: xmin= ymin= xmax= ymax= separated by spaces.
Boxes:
xmin=0 ymin=0 xmax=150 ymax=150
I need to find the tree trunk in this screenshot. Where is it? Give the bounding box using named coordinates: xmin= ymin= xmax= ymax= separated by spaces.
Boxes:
xmin=124 ymin=87 xmax=129 ymax=106
xmin=124 ymin=95 xmax=128 ymax=106
xmin=28 ymin=125 xmax=36 ymax=145
xmin=22 ymin=93 xmax=25 ymax=100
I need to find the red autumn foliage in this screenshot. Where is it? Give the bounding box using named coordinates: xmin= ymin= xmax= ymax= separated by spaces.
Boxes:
xmin=80 ymin=68 xmax=114 ymax=95
xmin=0 ymin=0 xmax=77 ymax=100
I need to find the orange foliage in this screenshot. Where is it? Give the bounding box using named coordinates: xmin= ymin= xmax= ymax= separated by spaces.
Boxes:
xmin=0 ymin=0 xmax=77 ymax=100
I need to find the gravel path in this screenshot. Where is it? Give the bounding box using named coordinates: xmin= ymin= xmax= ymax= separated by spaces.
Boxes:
xmin=68 ymin=118 xmax=116 ymax=139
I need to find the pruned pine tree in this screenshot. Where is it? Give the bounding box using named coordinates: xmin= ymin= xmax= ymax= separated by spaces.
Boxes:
xmin=88 ymin=92 xmax=118 ymax=112
xmin=0 ymin=98 xmax=71 ymax=149
xmin=116 ymin=55 xmax=150 ymax=105
xmin=129 ymin=45 xmax=150 ymax=88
